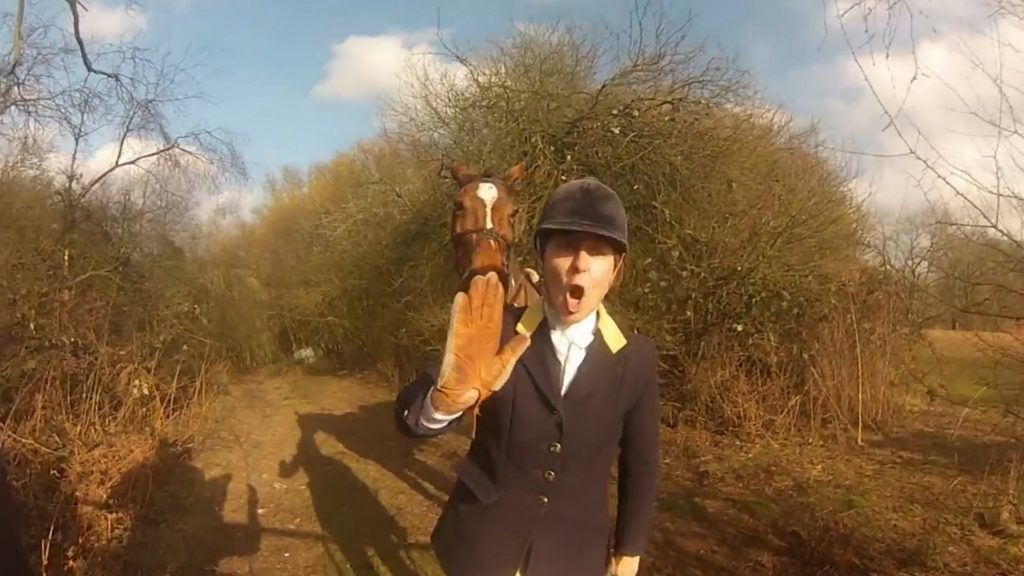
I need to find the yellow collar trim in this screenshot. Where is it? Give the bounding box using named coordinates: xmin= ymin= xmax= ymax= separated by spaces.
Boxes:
xmin=515 ymin=301 xmax=627 ymax=354
xmin=597 ymin=303 xmax=627 ymax=353
xmin=514 ymin=300 xmax=546 ymax=336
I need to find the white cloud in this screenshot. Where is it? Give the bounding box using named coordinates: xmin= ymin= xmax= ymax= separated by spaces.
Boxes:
xmin=194 ymin=185 xmax=265 ymax=223
xmin=76 ymin=137 xmax=214 ymax=184
xmin=38 ymin=135 xmax=226 ymax=218
xmin=74 ymin=1 xmax=148 ymax=43
xmin=310 ymin=30 xmax=460 ymax=102
xmin=793 ymin=0 xmax=1024 ymax=234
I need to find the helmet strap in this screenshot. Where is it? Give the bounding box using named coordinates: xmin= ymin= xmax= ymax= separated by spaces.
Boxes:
xmin=611 ymin=253 xmax=627 ymax=289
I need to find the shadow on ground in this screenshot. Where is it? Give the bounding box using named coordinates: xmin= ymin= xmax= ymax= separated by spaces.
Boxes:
xmin=866 ymin=428 xmax=1021 ymax=478
xmin=275 ymin=402 xmax=942 ymax=576
xmin=278 ymin=410 xmax=441 ymax=576
xmin=290 ymin=402 xmax=455 ymax=507
xmin=114 ymin=439 xmax=264 ymax=575
xmin=641 ymin=484 xmax=932 ymax=576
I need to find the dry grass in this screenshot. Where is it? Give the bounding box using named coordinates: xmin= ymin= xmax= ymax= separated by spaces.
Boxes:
xmin=2 ymin=358 xmax=225 ymax=575
xmin=639 ymin=327 xmax=1024 ymax=575
xmin=647 ymin=407 xmax=1024 ymax=575
xmin=0 ymin=177 xmax=235 ymax=574
xmin=916 ymin=329 xmax=1024 ymax=408
xmin=923 ymin=328 xmax=1024 ymax=358
xmin=676 ymin=269 xmax=916 ymax=442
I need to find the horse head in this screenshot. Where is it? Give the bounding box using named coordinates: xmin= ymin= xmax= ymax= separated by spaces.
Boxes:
xmin=448 ymin=160 xmax=525 ymax=295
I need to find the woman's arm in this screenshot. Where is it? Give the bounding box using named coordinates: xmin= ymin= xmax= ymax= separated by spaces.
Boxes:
xmin=393 ymin=361 xmax=466 ymax=438
xmin=613 ymin=341 xmax=661 ymax=558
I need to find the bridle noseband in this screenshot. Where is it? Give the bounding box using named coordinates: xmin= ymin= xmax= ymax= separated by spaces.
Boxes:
xmin=451 ymin=177 xmax=516 ymax=290
xmin=451 ymin=226 xmax=513 ymax=284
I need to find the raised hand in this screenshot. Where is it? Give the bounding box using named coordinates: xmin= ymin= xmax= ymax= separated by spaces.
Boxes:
xmin=430 ymin=272 xmax=531 ymax=415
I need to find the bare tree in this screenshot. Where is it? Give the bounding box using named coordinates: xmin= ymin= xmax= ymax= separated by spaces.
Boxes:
xmin=825 ymin=1 xmax=1024 ymax=426
xmin=828 ymin=0 xmax=1024 ymax=324
xmin=0 ymin=1 xmax=247 ymax=236
xmin=0 ymin=5 xmax=250 ymax=571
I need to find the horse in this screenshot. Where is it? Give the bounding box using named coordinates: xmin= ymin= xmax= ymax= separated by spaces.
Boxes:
xmin=448 ymin=161 xmax=542 ymax=308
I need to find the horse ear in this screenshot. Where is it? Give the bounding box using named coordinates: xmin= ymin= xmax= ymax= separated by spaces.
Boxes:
xmin=450 ymin=162 xmax=476 ymax=188
xmin=503 ymin=162 xmax=526 ymax=185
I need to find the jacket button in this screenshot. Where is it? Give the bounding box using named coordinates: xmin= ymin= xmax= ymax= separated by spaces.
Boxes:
xmin=543 ymin=470 xmax=556 ymax=482
xmin=548 ymin=442 xmax=562 ymax=454
xmin=537 ymin=495 xmax=549 ymax=505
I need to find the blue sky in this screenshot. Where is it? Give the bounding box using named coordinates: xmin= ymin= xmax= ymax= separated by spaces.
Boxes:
xmin=4 ymin=0 xmax=1010 ymax=219
xmin=136 ymin=1 xmax=835 ymax=181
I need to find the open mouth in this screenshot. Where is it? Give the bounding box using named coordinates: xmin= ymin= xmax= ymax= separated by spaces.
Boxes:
xmin=566 ymin=283 xmax=585 ymax=313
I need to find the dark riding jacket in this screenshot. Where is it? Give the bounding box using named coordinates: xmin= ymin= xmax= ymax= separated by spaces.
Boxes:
xmin=395 ymin=301 xmax=661 ymax=576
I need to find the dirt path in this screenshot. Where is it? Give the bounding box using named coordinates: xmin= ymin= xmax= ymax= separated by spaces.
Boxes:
xmin=117 ymin=365 xmax=1024 ymax=575
xmin=125 ymin=367 xmax=470 ymax=576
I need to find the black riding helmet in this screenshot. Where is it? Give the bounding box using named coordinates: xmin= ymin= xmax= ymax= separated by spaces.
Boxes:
xmin=534 ymin=177 xmax=628 ymax=255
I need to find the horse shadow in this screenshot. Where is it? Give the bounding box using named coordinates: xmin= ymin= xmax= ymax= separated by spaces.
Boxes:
xmin=294 ymin=402 xmax=454 ymax=507
xmin=115 ymin=438 xmax=262 ymax=575
xmin=278 ymin=411 xmax=424 ymax=576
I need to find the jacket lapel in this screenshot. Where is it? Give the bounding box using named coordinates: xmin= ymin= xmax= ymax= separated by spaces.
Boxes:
xmin=518 ymin=320 xmax=565 ymax=412
xmin=512 ymin=300 xmax=629 ymax=411
xmin=563 ymin=330 xmax=620 ymax=404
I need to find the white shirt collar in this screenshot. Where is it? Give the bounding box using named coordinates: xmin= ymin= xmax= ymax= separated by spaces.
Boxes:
xmin=545 ymin=305 xmax=598 ymax=348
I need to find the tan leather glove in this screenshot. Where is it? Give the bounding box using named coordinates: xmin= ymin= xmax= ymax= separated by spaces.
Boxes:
xmin=606 ymin=555 xmax=640 ymax=576
xmin=429 ymin=272 xmax=531 ymax=415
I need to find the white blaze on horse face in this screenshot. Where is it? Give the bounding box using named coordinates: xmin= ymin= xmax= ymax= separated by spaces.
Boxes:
xmin=475 ymin=183 xmax=499 ymax=230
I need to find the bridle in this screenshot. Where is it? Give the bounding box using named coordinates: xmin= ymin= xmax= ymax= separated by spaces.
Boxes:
xmin=451 ymin=226 xmax=514 ymax=287
xmin=451 ymin=228 xmax=544 ymax=307
xmin=450 ymin=177 xmax=516 ymax=292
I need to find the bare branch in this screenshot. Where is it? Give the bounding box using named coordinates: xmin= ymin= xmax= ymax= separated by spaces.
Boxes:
xmin=63 ymin=0 xmax=119 ymax=81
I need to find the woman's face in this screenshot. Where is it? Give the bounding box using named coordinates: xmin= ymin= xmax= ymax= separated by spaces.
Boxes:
xmin=540 ymin=231 xmax=621 ymax=326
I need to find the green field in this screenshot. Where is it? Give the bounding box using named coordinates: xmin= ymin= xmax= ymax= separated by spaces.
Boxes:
xmin=916 ymin=329 xmax=1024 ymax=407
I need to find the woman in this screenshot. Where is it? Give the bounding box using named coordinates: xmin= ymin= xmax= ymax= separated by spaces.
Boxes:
xmin=395 ymin=177 xmax=660 ymax=576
